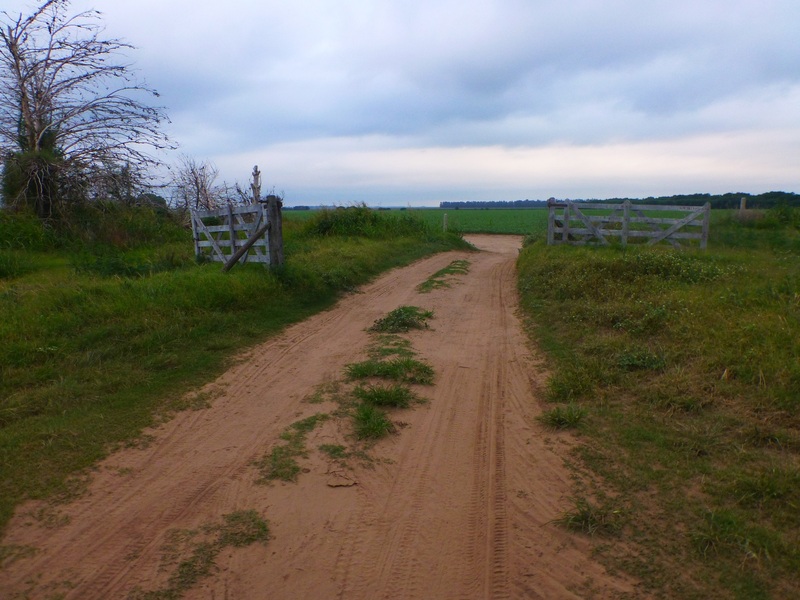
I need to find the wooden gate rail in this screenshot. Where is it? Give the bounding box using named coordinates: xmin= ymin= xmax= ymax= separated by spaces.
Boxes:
xmin=547 ymin=200 xmax=710 ymax=249
xmin=191 ymin=204 xmax=270 ymax=266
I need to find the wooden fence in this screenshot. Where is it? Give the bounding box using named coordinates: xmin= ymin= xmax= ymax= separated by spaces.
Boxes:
xmin=191 ymin=197 xmax=284 ymax=270
xmin=547 ymin=200 xmax=711 ymax=249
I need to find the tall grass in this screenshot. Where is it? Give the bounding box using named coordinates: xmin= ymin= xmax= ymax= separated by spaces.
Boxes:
xmin=518 ymin=207 xmax=800 ymax=597
xmin=0 ymin=204 xmax=467 ymax=532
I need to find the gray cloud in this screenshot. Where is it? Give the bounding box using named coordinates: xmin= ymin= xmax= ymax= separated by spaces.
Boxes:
xmin=3 ymin=0 xmax=798 ymax=202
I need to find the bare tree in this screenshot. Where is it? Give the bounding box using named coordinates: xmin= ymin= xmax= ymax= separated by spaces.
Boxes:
xmin=0 ymin=0 xmax=173 ymax=218
xmin=172 ymin=155 xmax=220 ymax=211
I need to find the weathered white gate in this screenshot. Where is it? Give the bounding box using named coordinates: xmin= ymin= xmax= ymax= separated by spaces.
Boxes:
xmin=547 ymin=200 xmax=711 ymax=249
xmin=191 ymin=204 xmax=270 ymax=266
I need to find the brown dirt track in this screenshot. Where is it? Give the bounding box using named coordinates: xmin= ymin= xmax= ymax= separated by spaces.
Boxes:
xmin=0 ymin=235 xmax=636 ymax=599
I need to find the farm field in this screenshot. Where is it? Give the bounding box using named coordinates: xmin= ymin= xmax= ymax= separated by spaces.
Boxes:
xmin=284 ymin=207 xmax=550 ymax=235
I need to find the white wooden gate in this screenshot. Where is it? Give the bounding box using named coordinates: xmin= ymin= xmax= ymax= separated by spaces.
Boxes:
xmin=547 ymin=200 xmax=711 ymax=249
xmin=191 ymin=204 xmax=270 ymax=265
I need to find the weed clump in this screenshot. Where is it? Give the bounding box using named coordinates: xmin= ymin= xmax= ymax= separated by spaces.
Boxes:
xmin=553 ymin=497 xmax=624 ymax=537
xmin=538 ymin=404 xmax=587 ymax=430
xmin=346 ymin=357 xmax=435 ymax=385
xmin=369 ymin=306 xmax=434 ymax=333
xmin=353 ymin=383 xmax=419 ymax=408
xmin=353 ymin=403 xmax=395 ymax=440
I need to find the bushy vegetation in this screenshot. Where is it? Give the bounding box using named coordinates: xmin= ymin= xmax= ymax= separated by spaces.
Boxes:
xmin=0 ymin=204 xmax=466 ymax=532
xmin=518 ymin=207 xmax=800 ymax=597
xmin=301 ymin=204 xmax=430 ymax=238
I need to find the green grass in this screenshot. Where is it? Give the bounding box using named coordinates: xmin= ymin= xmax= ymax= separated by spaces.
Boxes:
xmin=0 ymin=205 xmax=467 ymax=533
xmin=417 ymin=259 xmax=471 ymax=293
xmin=553 ymin=496 xmax=624 ymax=537
xmin=254 ymin=414 xmax=330 ymax=482
xmin=345 ymin=357 xmax=435 ymax=384
xmin=284 ymin=207 xmax=550 ymax=235
xmin=130 ymin=509 xmax=269 ymax=599
xmin=518 ymin=207 xmax=800 ymax=597
xmin=538 ymin=404 xmax=587 ymax=430
xmin=369 ymin=305 xmax=434 ymax=333
xmin=318 ymin=443 xmax=349 ymax=460
xmin=353 ymin=383 xmax=420 ymax=408
xmin=367 ymin=334 xmax=416 ymax=359
xmin=408 ymin=208 xmax=549 ymax=235
xmin=353 ymin=403 xmax=395 ymax=440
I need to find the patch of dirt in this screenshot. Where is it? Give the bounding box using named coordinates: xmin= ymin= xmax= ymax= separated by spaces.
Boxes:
xmin=0 ymin=235 xmax=638 ymax=599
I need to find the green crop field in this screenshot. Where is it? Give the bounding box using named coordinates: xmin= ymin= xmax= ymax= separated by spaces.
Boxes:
xmin=285 ymin=208 xmax=549 ymax=235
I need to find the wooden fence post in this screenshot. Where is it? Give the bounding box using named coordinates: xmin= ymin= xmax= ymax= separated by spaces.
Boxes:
xmin=251 ymin=166 xmax=262 ymax=205
xmin=267 ymin=195 xmax=284 ymax=268
xmin=701 ymin=202 xmax=711 ymax=250
xmin=622 ymin=200 xmax=631 ymax=248
xmin=190 ymin=210 xmax=201 ymax=260
xmin=547 ymin=200 xmax=555 ymax=245
xmin=226 ymin=204 xmax=237 ymax=257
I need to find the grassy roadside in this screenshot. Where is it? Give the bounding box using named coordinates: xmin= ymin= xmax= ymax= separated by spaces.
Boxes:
xmin=517 ymin=208 xmax=800 ymax=598
xmin=0 ymin=205 xmax=468 ymax=534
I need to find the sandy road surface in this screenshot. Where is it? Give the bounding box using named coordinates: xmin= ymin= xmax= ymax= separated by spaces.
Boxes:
xmin=1 ymin=235 xmax=635 ymax=599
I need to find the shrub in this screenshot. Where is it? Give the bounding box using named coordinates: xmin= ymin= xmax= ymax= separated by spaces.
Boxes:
xmin=303 ymin=204 xmax=429 ymax=239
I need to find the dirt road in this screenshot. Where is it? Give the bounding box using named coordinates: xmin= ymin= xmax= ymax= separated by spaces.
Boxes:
xmin=1 ymin=235 xmax=635 ymax=599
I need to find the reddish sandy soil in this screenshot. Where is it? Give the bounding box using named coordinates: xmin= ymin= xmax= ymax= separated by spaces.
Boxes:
xmin=0 ymin=235 xmax=637 ymax=599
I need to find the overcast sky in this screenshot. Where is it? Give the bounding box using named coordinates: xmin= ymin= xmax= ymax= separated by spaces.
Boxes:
xmin=5 ymin=0 xmax=800 ymax=205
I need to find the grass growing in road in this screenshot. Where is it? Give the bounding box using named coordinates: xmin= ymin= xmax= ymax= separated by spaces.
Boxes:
xmin=369 ymin=305 xmax=434 ymax=333
xmin=417 ymin=259 xmax=471 ymax=293
xmin=353 ymin=403 xmax=395 ymax=440
xmin=518 ymin=208 xmax=800 ymax=598
xmin=367 ymin=335 xmax=416 ymax=359
xmin=353 ymin=383 xmax=420 ymax=408
xmin=318 ymin=444 xmax=349 ymax=460
xmin=346 ymin=357 xmax=435 ymax=385
xmin=254 ymin=414 xmax=329 ymax=482
xmin=131 ymin=509 xmax=269 ymax=599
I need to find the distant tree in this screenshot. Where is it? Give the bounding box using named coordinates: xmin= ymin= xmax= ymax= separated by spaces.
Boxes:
xmin=0 ymin=0 xmax=172 ymax=218
xmin=172 ymin=155 xmax=220 ymax=211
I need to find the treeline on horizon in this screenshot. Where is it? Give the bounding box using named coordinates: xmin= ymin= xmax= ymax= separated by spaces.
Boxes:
xmin=440 ymin=191 xmax=800 ymax=210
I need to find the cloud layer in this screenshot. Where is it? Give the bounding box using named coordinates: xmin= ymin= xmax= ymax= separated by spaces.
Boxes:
xmin=5 ymin=0 xmax=800 ymax=204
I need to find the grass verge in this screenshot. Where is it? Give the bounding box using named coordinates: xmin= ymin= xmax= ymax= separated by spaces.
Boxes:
xmin=518 ymin=209 xmax=800 ymax=598
xmin=538 ymin=404 xmax=587 ymax=430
